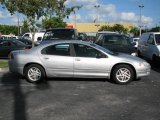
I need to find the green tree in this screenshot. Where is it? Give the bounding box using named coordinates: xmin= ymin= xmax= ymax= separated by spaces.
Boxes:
xmin=0 ymin=24 xmax=18 ymax=35
xmin=129 ymin=26 xmax=139 ymax=37
xmin=99 ymin=24 xmax=129 ymax=34
xmin=42 ymin=17 xmax=66 ymax=29
xmin=149 ymin=27 xmax=160 ymax=32
xmin=112 ymin=24 xmax=126 ymax=33
xmin=98 ymin=25 xmax=113 ymax=31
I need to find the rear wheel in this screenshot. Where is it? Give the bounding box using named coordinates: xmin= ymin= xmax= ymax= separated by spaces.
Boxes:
xmin=112 ymin=64 xmax=134 ymax=85
xmin=24 ymin=64 xmax=45 ymax=83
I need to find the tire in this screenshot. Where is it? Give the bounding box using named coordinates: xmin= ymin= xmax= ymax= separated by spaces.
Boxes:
xmin=152 ymin=55 xmax=159 ymax=65
xmin=137 ymin=50 xmax=141 ymax=57
xmin=24 ymin=64 xmax=45 ymax=83
xmin=112 ymin=64 xmax=134 ymax=85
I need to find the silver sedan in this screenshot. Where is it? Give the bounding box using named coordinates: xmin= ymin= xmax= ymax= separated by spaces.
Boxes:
xmin=9 ymin=40 xmax=150 ymax=84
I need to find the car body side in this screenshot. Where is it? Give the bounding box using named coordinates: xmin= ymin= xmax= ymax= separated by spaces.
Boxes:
xmin=9 ymin=41 xmax=150 ymax=80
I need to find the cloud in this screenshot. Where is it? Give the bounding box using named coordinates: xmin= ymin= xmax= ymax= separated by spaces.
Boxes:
xmin=119 ymin=12 xmax=153 ymax=26
xmin=65 ymin=1 xmax=154 ymax=27
xmin=0 ymin=11 xmax=5 ymax=18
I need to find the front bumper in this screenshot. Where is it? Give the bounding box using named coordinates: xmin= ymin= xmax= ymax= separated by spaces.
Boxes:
xmin=136 ymin=65 xmax=151 ymax=78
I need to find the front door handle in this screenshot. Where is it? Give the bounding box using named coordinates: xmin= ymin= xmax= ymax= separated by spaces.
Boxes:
xmin=44 ymin=57 xmax=49 ymax=60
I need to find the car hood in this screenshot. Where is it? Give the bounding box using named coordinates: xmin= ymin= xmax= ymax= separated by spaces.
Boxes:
xmin=114 ymin=53 xmax=145 ymax=63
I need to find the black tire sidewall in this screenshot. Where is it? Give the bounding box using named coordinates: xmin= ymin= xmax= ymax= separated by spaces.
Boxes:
xmin=25 ymin=64 xmax=45 ymax=83
xmin=112 ymin=64 xmax=134 ymax=85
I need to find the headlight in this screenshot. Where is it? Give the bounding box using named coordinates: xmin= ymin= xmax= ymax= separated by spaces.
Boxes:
xmin=139 ymin=61 xmax=150 ymax=67
xmin=131 ymin=52 xmax=137 ymax=56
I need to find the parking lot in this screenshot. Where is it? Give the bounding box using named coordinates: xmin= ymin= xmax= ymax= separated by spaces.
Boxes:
xmin=0 ymin=62 xmax=160 ymax=120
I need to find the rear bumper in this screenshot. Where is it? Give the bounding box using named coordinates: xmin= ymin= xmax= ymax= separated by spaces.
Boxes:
xmin=9 ymin=60 xmax=23 ymax=75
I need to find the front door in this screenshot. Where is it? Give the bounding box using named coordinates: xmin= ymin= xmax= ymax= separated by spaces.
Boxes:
xmin=73 ymin=44 xmax=110 ymax=78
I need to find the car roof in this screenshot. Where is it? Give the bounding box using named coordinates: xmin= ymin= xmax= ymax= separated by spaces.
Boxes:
xmin=42 ymin=40 xmax=89 ymax=45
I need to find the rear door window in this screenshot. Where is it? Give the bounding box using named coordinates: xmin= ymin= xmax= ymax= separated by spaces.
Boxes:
xmin=41 ymin=43 xmax=71 ymax=56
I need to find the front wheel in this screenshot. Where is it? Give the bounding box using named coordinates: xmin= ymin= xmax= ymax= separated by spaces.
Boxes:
xmin=112 ymin=65 xmax=134 ymax=85
xmin=24 ymin=64 xmax=45 ymax=83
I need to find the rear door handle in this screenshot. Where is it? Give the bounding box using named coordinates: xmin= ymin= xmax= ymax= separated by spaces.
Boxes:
xmin=75 ymin=58 xmax=81 ymax=61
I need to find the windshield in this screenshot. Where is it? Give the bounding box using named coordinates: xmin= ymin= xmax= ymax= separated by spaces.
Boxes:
xmin=90 ymin=43 xmax=115 ymax=55
xmin=155 ymin=34 xmax=160 ymax=45
xmin=43 ymin=29 xmax=77 ymax=40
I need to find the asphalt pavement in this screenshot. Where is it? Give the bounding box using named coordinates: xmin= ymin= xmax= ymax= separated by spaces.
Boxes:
xmin=0 ymin=66 xmax=160 ymax=120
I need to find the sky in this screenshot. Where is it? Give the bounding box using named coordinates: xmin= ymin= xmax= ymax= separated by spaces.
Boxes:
xmin=0 ymin=0 xmax=160 ymax=28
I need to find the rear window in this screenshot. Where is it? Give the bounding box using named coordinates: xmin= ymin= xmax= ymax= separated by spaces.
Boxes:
xmin=43 ymin=29 xmax=78 ymax=40
xmin=104 ymin=35 xmax=131 ymax=45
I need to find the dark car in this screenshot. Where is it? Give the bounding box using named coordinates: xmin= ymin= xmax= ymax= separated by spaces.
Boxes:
xmin=18 ymin=39 xmax=32 ymax=45
xmin=39 ymin=28 xmax=79 ymax=44
xmin=95 ymin=34 xmax=137 ymax=56
xmin=0 ymin=40 xmax=31 ymax=58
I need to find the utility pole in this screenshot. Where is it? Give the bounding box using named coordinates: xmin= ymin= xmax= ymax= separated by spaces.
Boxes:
xmin=139 ymin=4 xmax=144 ymax=37
xmin=73 ymin=0 xmax=76 ymax=28
xmin=17 ymin=12 xmax=20 ymax=35
xmin=94 ymin=5 xmax=100 ymax=23
xmin=94 ymin=5 xmax=100 ymax=31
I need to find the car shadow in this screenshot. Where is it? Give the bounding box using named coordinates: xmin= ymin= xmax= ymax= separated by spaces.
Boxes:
xmin=0 ymin=72 xmax=50 ymax=120
xmin=47 ymin=77 xmax=115 ymax=84
xmin=148 ymin=61 xmax=160 ymax=73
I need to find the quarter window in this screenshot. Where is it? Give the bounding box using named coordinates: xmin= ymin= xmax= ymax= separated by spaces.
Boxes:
xmin=41 ymin=44 xmax=70 ymax=56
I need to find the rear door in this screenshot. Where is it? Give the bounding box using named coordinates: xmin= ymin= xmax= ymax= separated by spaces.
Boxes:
xmin=40 ymin=43 xmax=74 ymax=77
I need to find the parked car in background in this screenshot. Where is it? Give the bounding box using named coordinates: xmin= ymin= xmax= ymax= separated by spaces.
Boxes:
xmin=39 ymin=28 xmax=79 ymax=44
xmin=9 ymin=40 xmax=150 ymax=84
xmin=78 ymin=32 xmax=88 ymax=41
xmin=0 ymin=35 xmax=18 ymax=40
xmin=18 ymin=39 xmax=32 ymax=46
xmin=137 ymin=32 xmax=160 ymax=62
xmin=95 ymin=34 xmax=137 ymax=56
xmin=96 ymin=31 xmax=117 ymax=40
xmin=0 ymin=40 xmax=31 ymax=58
xmin=20 ymin=32 xmax=44 ymax=43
